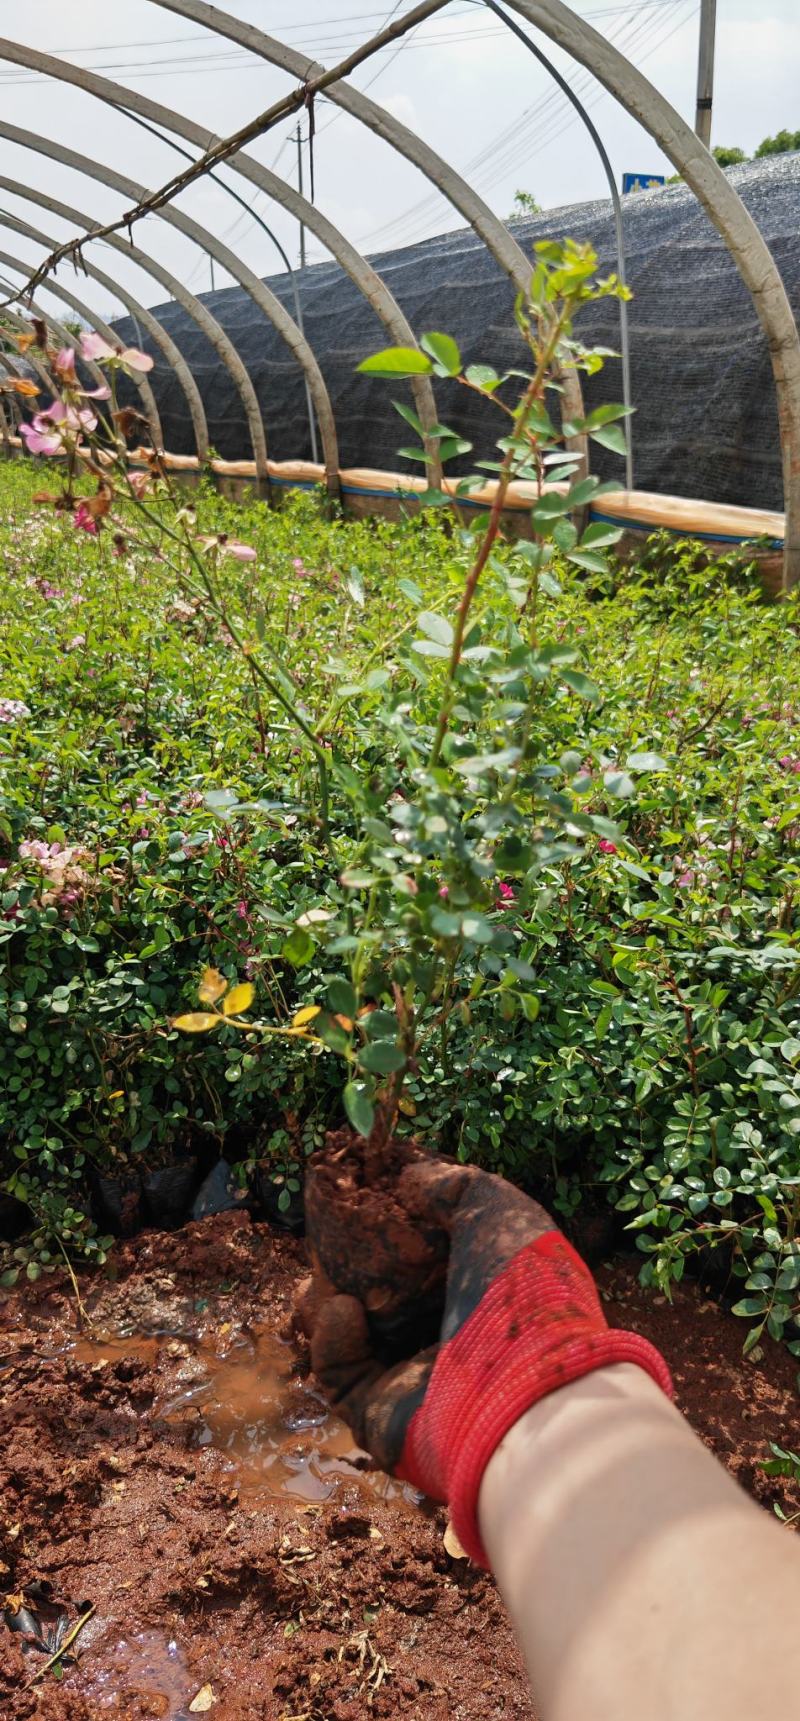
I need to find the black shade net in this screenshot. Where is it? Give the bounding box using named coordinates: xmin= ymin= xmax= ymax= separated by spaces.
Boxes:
xmin=110 ymin=153 xmax=800 ymax=511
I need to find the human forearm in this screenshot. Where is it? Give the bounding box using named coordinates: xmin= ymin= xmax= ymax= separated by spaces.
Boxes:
xmin=479 ymin=1362 xmax=800 ymax=1721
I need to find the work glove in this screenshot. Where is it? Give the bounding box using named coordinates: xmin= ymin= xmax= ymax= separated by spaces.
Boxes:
xmin=299 ymin=1154 xmax=672 ymax=1566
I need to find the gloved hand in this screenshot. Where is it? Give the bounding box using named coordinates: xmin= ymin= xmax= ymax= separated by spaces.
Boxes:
xmin=300 ymin=1156 xmax=672 ymax=1566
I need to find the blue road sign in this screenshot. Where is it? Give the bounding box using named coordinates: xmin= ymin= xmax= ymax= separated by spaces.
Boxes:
xmin=622 ymin=172 xmax=667 ymax=195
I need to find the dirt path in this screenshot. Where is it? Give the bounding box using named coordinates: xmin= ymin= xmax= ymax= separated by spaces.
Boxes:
xmin=1 ymin=1212 xmax=797 ymax=1720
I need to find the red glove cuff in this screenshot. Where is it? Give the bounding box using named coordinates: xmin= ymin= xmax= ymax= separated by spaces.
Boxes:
xmin=396 ymin=1230 xmax=672 ymax=1566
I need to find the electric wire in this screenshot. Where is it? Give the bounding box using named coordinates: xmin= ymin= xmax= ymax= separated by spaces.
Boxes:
xmin=354 ymin=0 xmax=696 ymax=252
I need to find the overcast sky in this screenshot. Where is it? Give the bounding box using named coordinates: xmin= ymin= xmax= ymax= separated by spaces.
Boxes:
xmin=0 ymin=0 xmax=797 ymax=321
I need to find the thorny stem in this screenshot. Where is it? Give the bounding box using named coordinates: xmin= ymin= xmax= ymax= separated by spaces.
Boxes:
xmin=664 ymin=970 xmax=702 ymax=1106
xmin=428 ymin=306 xmax=573 ymax=770
xmin=116 ymin=476 xmax=338 ymax=862
xmin=364 ymin=982 xmax=416 ymax=1180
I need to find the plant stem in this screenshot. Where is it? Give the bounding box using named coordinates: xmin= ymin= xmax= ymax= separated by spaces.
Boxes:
xmin=428 ymin=309 xmax=571 ymax=770
xmin=25 ymin=1605 xmax=96 ymax=1688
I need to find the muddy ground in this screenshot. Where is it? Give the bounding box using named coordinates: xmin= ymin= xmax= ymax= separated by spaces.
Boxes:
xmin=1 ymin=1211 xmax=798 ymax=1720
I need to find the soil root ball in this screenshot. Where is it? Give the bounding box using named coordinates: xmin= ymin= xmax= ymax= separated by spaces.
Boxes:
xmin=304 ymin=1131 xmax=449 ymax=1355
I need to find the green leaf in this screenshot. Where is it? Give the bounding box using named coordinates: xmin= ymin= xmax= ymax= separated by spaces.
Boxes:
xmin=417 ymin=610 xmax=454 ymax=647
xmin=281 ymin=926 xmax=315 ymax=968
xmin=561 ymin=669 xmax=601 ymax=704
xmin=590 ymin=423 xmax=629 ymax=456
xmin=345 ymin=569 xmax=365 ymax=607
xmin=430 ymin=908 xmax=462 ymax=938
xmin=359 ymin=1040 xmax=406 ymax=1075
xmin=364 ymin=1008 xmax=400 ymax=1040
xmin=584 ymin=403 xmax=633 ymax=428
xmin=731 ymin=1296 xmax=768 ymax=1317
xmin=392 ymin=399 xmax=425 ymax=436
xmin=421 ymin=331 xmax=461 ymax=376
xmin=627 ymin=751 xmax=668 ymax=772
xmin=567 ymin=550 xmax=611 ymax=574
xmin=343 ymin=1081 xmax=375 ymax=1138
xmin=465 ymin=363 xmax=501 ymax=391
xmin=518 ymin=993 xmax=540 ymax=1022
xmin=357 ymin=346 xmax=433 ymax=377
xmin=316 ymin=1013 xmax=352 ymax=1054
xmin=578 ymin=522 xmax=623 ymax=549
xmin=595 ymin=1002 xmax=614 ymax=1041
xmin=452 ymin=747 xmax=521 ymax=775
xmin=327 ymin=978 xmax=357 ymax=1018
xmin=604 ymin=770 xmax=635 ymax=799
xmin=460 ymin=913 xmax=495 ymax=944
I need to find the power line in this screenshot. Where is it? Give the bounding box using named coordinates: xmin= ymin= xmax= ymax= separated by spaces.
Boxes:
xmin=0 ymin=2 xmax=690 ymax=86
xmin=354 ymin=0 xmax=695 ymax=252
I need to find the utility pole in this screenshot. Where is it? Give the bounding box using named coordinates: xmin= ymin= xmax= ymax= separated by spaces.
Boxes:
xmin=695 ymin=0 xmax=717 ymax=150
xmin=295 ymin=123 xmax=307 ymax=270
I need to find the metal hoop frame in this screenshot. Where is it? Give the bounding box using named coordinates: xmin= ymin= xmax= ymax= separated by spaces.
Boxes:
xmin=1 ymin=1 xmax=798 ymax=584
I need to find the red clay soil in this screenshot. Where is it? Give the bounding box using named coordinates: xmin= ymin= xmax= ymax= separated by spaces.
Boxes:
xmin=0 ymin=1212 xmax=798 ymax=1721
xmin=304 ymin=1131 xmax=450 ymax=1349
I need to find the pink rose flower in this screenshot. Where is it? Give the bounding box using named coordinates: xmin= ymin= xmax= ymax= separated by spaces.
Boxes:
xmin=73 ymin=502 xmax=98 ymax=535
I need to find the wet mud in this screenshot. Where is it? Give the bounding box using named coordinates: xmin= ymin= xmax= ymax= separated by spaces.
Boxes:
xmin=1 ymin=1211 xmax=798 ymax=1719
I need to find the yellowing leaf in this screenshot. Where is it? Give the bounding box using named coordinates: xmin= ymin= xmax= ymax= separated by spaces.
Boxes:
xmin=334 ymin=1014 xmax=354 ymax=1032
xmin=188 ymin=1685 xmax=216 ymax=1713
xmin=199 ymin=966 xmax=228 ymax=1005
xmin=172 ymin=1012 xmax=220 ymax=1033
xmin=398 ymin=1096 xmax=417 ymax=1117
xmin=292 ymin=1005 xmax=321 ymax=1028
xmin=222 ymin=983 xmax=255 ymax=1017
xmin=108 ymin=1089 xmax=125 ymax=1100
xmin=296 ymin=908 xmax=332 ymax=927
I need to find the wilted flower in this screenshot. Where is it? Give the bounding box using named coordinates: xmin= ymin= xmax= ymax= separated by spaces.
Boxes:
xmin=778 ymin=755 xmax=800 ymax=774
xmin=0 ymin=698 xmax=31 ymax=724
xmin=53 ymin=346 xmax=78 ymax=384
xmin=65 ymin=634 xmax=86 ymax=652
xmin=73 ymin=501 xmax=98 ymax=535
xmin=18 ymin=838 xmax=90 ymax=906
xmin=120 ymin=347 xmax=153 ymax=375
xmin=80 ymin=332 xmax=153 ymax=376
xmin=196 ymin=533 xmax=256 ymax=562
xmin=20 ymin=398 xmax=98 ymax=457
xmin=80 ymin=332 xmax=115 ymax=363
xmin=495 ymin=881 xmax=516 ymax=907
xmin=598 ymin=838 xmax=618 ymax=855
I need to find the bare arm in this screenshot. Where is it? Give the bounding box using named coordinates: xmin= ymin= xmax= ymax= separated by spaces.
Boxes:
xmin=480 ymin=1361 xmax=800 ymax=1721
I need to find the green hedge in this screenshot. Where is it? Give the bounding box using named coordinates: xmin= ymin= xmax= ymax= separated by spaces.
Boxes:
xmin=1 ymin=462 xmax=799 ymax=1356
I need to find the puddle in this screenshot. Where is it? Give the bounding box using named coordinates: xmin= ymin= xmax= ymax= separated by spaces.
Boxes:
xmin=73 ymin=1324 xmax=419 ymax=1509
xmin=74 ymin=1627 xmax=190 ymax=1717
